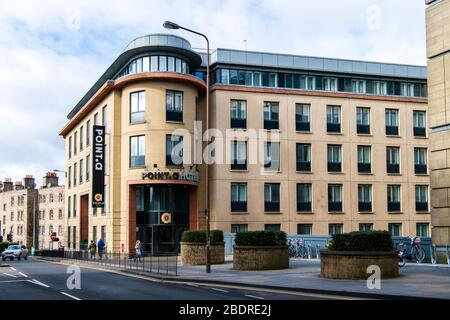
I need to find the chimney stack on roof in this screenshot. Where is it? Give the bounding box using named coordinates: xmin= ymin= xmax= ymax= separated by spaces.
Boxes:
xmin=23 ymin=175 xmax=36 ymax=189
xmin=2 ymin=178 xmax=13 ymax=192
xmin=42 ymin=172 xmax=58 ymax=188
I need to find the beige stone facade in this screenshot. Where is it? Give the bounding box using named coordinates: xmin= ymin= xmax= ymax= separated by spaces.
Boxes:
xmin=426 ymin=0 xmax=450 ymax=244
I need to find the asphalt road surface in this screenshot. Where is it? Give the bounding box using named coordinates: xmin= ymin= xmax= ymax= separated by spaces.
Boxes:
xmin=0 ymin=258 xmax=338 ymax=300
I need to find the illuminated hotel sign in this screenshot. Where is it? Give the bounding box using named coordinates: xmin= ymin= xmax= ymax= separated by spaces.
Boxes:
xmin=92 ymin=125 xmax=105 ymax=208
xmin=141 ymin=171 xmax=199 ymax=183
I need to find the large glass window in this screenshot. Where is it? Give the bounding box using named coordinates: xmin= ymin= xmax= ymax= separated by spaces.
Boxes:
xmin=297 ymin=224 xmax=312 ymax=235
xmin=166 ymin=135 xmax=183 ymax=166
xmin=86 ymin=120 xmax=91 ymax=146
xmin=385 ymin=109 xmax=399 ymax=135
xmin=263 ymin=102 xmax=279 ymax=130
xmin=373 ymin=81 xmax=387 ymax=95
xmin=388 ymin=185 xmax=401 ymax=212
xmin=230 ymin=100 xmax=247 ymax=129
xmin=414 ymin=148 xmax=428 ymax=174
xmin=73 ymin=162 xmax=77 ymax=187
xmin=328 ymin=184 xmax=343 ymax=212
xmin=352 ymin=80 xmax=366 ymax=94
xmin=327 ymin=105 xmax=341 ymax=133
xmin=329 ymin=224 xmax=344 ymax=235
xmin=415 ymin=185 xmax=428 ymax=212
xmin=323 ymin=77 xmax=337 ymax=92
xmin=264 ymin=183 xmax=280 ymax=212
xmin=416 ymin=223 xmax=429 ymax=237
xmin=386 ymin=147 xmax=400 ymax=174
xmin=79 ymin=126 xmax=84 ymax=151
xmin=130 ymin=91 xmax=146 ymax=123
xmin=79 ymin=159 xmax=83 ymax=184
xmin=166 ymin=90 xmax=183 ymax=122
xmin=130 ymin=135 xmax=145 ymax=168
xmin=231 ymin=141 xmax=247 ymax=170
xmin=400 ymin=83 xmax=414 ymax=97
xmin=231 ymin=224 xmax=248 ymax=233
xmin=74 ymin=131 xmax=78 ymax=155
xmin=296 ymin=143 xmax=311 ymax=172
xmin=86 ymin=155 xmax=90 ymax=181
xmin=357 ymin=146 xmax=371 ymax=173
xmin=231 ymin=183 xmax=247 ymax=212
xmin=356 ymin=107 xmax=370 ymax=134
xmin=358 ymin=184 xmax=372 ymax=212
xmin=359 ymin=223 xmax=373 ymax=232
xmin=388 ymin=223 xmax=402 ymax=237
xmin=264 ymin=142 xmax=280 ymax=171
xmin=413 ymin=111 xmax=426 ymax=137
xmin=297 ymin=183 xmax=312 ymax=212
xmin=295 ymin=103 xmax=310 ymax=132
xmin=327 ymin=145 xmax=342 ymax=172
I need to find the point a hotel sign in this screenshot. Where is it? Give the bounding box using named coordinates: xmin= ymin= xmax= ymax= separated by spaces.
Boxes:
xmin=92 ymin=125 xmax=105 ymax=208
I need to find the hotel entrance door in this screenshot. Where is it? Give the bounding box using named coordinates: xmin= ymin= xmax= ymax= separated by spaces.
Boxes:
xmin=152 ymin=225 xmax=188 ymax=255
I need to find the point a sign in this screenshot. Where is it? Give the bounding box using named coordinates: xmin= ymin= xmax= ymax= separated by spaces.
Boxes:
xmin=92 ymin=125 xmax=105 ymax=208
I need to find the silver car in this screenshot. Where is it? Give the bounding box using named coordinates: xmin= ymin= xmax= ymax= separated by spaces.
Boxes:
xmin=2 ymin=245 xmax=28 ymax=261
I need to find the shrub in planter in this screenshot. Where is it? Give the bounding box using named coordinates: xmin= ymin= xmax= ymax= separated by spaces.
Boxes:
xmin=180 ymin=230 xmax=225 ymax=265
xmin=233 ymin=231 xmax=289 ymax=270
xmin=321 ymin=230 xmax=398 ymax=279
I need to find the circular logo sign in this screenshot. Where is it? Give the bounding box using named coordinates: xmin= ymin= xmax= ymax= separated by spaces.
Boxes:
xmin=161 ymin=212 xmax=172 ymax=224
xmin=94 ymin=194 xmax=103 ymax=202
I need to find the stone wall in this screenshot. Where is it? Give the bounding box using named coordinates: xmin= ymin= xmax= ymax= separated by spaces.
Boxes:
xmin=233 ymin=246 xmax=289 ymax=270
xmin=320 ymin=251 xmax=399 ymax=279
xmin=180 ymin=242 xmax=225 ymax=265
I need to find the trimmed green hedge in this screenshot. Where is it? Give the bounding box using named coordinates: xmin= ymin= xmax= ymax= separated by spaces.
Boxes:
xmin=181 ymin=230 xmax=224 ymax=243
xmin=0 ymin=242 xmax=19 ymax=252
xmin=328 ymin=231 xmax=394 ymax=252
xmin=235 ymin=231 xmax=287 ymax=246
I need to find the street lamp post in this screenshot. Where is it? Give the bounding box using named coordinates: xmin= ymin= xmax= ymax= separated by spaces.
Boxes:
xmin=163 ymin=21 xmax=212 ymax=273
xmin=24 ymin=193 xmax=36 ymax=256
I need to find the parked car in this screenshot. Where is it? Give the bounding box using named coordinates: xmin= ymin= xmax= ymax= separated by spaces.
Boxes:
xmin=1 ymin=245 xmax=28 ymax=261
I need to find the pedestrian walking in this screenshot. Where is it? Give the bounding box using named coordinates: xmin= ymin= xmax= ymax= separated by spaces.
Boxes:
xmin=133 ymin=240 xmax=143 ymax=262
xmin=97 ymin=238 xmax=105 ymax=260
xmin=88 ymin=240 xmax=97 ymax=260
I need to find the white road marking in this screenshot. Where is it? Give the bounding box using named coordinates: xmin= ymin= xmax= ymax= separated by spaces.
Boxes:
xmin=9 ymin=267 xmax=16 ymax=271
xmin=3 ymin=273 xmax=18 ymax=278
xmin=28 ymin=279 xmax=50 ymax=288
xmin=211 ymin=288 xmax=229 ymax=293
xmin=245 ymin=294 xmax=265 ymax=300
xmin=60 ymin=292 xmax=82 ymax=300
xmin=18 ymin=272 xmax=27 ymax=278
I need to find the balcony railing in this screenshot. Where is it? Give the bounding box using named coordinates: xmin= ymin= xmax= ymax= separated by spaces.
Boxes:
xmin=231 ymin=201 xmax=247 ymax=212
xmin=297 ymin=202 xmax=312 ymax=212
xmin=358 ymin=202 xmax=372 ymax=212
xmin=386 ymin=125 xmax=399 ymax=136
xmin=328 ymin=162 xmax=342 ymax=172
xmin=296 ymin=121 xmax=310 ymax=132
xmin=264 ymin=201 xmax=280 ymax=212
xmin=357 ymin=124 xmax=370 ymax=134
xmin=166 ymin=111 xmax=183 ymax=122
xmin=327 ymin=123 xmax=341 ymax=133
xmin=231 ymin=118 xmax=247 ymax=129
xmin=328 ymin=202 xmax=342 ymax=212
xmin=264 ymin=119 xmax=279 ymax=130
xmin=296 ymin=161 xmax=311 ymax=172
xmin=416 ymin=202 xmax=428 ymax=212
xmin=231 ymin=161 xmax=247 ymax=171
xmin=415 ymin=164 xmax=427 ymax=174
xmin=358 ymin=163 xmax=371 ymax=173
xmin=413 ymin=127 xmax=426 ymax=137
xmin=387 ymin=163 xmax=400 ymax=174
xmin=388 ymin=202 xmax=401 ymax=212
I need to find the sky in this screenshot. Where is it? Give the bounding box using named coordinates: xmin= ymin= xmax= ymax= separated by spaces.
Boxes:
xmin=0 ymin=0 xmax=427 ymax=186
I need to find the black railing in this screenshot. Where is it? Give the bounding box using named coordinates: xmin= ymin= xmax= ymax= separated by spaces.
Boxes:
xmin=357 ymin=124 xmax=370 ymax=134
xmin=328 ymin=162 xmax=341 ymax=172
xmin=328 ymin=202 xmax=343 ymax=212
xmin=231 ymin=161 xmax=247 ymax=171
xmin=388 ymin=202 xmax=401 ymax=212
xmin=415 ymin=164 xmax=427 ymax=174
xmin=358 ymin=202 xmax=372 ymax=212
xmin=386 ymin=125 xmax=399 ymax=136
xmin=264 ymin=119 xmax=279 ymax=130
xmin=166 ymin=110 xmax=183 ymax=122
xmin=38 ymin=250 xmax=178 ymax=276
xmin=297 ymin=202 xmax=312 ymax=212
xmin=358 ymin=163 xmax=371 ymax=173
xmin=327 ymin=123 xmax=341 ymax=133
xmin=387 ymin=163 xmax=400 ymax=174
xmin=296 ymin=161 xmax=311 ymax=172
xmin=414 ymin=127 xmax=426 ymax=137
xmin=231 ymin=201 xmax=247 ymax=212
xmin=296 ymin=121 xmax=310 ymax=132
xmin=265 ymin=201 xmax=280 ymax=212
xmin=231 ymin=118 xmax=247 ymax=129
xmin=416 ymin=202 xmax=429 ymax=212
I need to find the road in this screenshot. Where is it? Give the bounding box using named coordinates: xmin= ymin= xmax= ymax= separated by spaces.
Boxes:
xmin=0 ymin=258 xmax=336 ymax=300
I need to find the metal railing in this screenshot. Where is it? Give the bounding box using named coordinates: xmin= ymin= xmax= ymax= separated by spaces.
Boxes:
xmin=38 ymin=250 xmax=177 ymax=276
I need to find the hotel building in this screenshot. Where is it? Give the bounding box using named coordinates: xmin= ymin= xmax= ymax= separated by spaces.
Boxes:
xmin=59 ymin=34 xmax=430 ymax=255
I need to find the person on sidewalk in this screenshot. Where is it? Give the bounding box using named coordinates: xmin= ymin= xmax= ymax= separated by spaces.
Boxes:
xmin=97 ymin=238 xmax=105 ymax=260
xmin=88 ymin=240 xmax=97 ymax=260
xmin=133 ymin=240 xmax=143 ymax=262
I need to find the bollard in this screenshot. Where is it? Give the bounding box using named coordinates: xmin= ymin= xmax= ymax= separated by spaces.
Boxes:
xmin=316 ymin=244 xmax=320 ymax=259
xmin=431 ymin=245 xmax=436 ymax=264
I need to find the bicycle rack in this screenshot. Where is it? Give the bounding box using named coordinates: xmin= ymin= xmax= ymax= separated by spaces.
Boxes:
xmin=307 ymin=244 xmax=312 ymax=260
xmin=430 ymin=244 xmax=450 ymax=265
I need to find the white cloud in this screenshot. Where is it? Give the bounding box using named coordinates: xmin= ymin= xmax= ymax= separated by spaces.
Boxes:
xmin=0 ymin=0 xmax=427 ymax=185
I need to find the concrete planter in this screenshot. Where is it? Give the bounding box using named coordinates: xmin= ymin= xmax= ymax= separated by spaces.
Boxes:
xmin=320 ymin=250 xmax=399 ymax=279
xmin=233 ymin=245 xmax=289 ymax=270
xmin=180 ymin=242 xmax=225 ymax=265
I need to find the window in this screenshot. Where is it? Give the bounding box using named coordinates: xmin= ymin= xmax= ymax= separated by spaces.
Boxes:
xmin=79 ymin=159 xmax=83 ymax=184
xmin=80 ymin=126 xmax=84 ymax=151
xmin=400 ymin=83 xmax=414 ymax=97
xmin=49 ymin=209 xmax=54 ymax=220
xmin=74 ymin=131 xmax=78 ymax=155
xmin=265 ymin=224 xmax=281 ymax=232
xmin=230 ymin=100 xmax=247 ymax=129
xmin=297 ymin=183 xmax=312 ymax=212
xmin=86 ymin=155 xmax=90 ymax=181
xmin=68 ymin=136 xmax=72 ymax=159
xmin=295 ymin=103 xmax=310 ymax=132
xmin=388 ymin=223 xmax=402 ymax=237
xmin=297 ymin=224 xmax=312 ymax=235
xmin=387 ymin=185 xmax=401 ymax=212
xmin=385 ymin=109 xmax=399 ymax=135
xmin=231 ymin=224 xmax=248 ymax=233
xmin=73 ymin=195 xmax=77 ymax=218
xmin=130 ymin=91 xmax=146 ymax=123
xmin=328 ymin=184 xmax=343 ymax=212
xmin=166 ymin=90 xmax=183 ymax=122
xmin=166 ymin=135 xmax=183 ymax=167
xmin=386 ymin=147 xmax=400 ymax=174
xmin=264 ymin=142 xmax=280 ymax=171
xmin=415 ymin=185 xmax=428 ymax=212
xmin=357 ymin=146 xmax=371 ymax=173
xmin=329 ymin=224 xmax=344 ymax=235
xmin=296 ymin=143 xmax=311 ymax=172
xmin=326 ymin=105 xmax=341 ymax=133
xmin=49 ymin=194 xmax=54 ymax=203
xmin=130 ymin=135 xmax=145 ymax=168
xmin=86 ymin=120 xmax=91 ymax=146
xmin=414 ymin=148 xmax=428 ymax=174
xmin=102 ymin=106 xmax=107 ymax=128
xmin=94 ymin=113 xmax=98 ymax=125
xmin=356 ymin=107 xmax=370 ymax=134
xmin=73 ymin=162 xmax=77 ymax=187
xmin=416 ymin=223 xmax=429 ymax=237
xmin=323 ymin=77 xmax=337 ymax=92
xmin=413 ymin=111 xmax=426 ymax=137
xmin=58 ymin=193 xmax=63 ymax=202
xmin=231 ymin=183 xmax=247 ymax=212
xmin=263 ymin=102 xmax=279 ymax=130
xmin=359 ymin=223 xmax=373 ymax=232
xmin=373 ymin=81 xmax=387 ymax=95
xmin=358 ymin=184 xmax=372 ymax=212
xmin=231 ymin=141 xmax=247 ymax=170
xmin=58 ymin=209 xmax=63 ymax=220
xmin=159 ymin=56 xmax=167 ymax=71
xmin=67 ymin=196 xmax=71 ymax=218
xmin=300 ymin=76 xmax=315 ymax=90
xmin=352 ymin=80 xmax=366 ymax=94
xmin=264 ymin=183 xmax=280 ymax=212
xmin=327 ymin=145 xmax=342 ymax=172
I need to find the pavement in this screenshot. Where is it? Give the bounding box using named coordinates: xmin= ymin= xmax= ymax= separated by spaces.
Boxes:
xmin=173 ymin=256 xmax=450 ymax=299
xmin=0 ymin=258 xmax=347 ymax=300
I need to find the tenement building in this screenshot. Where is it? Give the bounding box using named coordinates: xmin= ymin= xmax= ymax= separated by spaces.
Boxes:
xmin=0 ymin=176 xmax=38 ymax=247
xmin=426 ymin=0 xmax=450 ymax=245
xmin=59 ymin=33 xmax=431 ymax=255
xmin=37 ymin=172 xmax=65 ymax=250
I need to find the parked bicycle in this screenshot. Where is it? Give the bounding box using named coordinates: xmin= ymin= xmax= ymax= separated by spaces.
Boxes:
xmin=398 ymin=236 xmax=426 ymax=267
